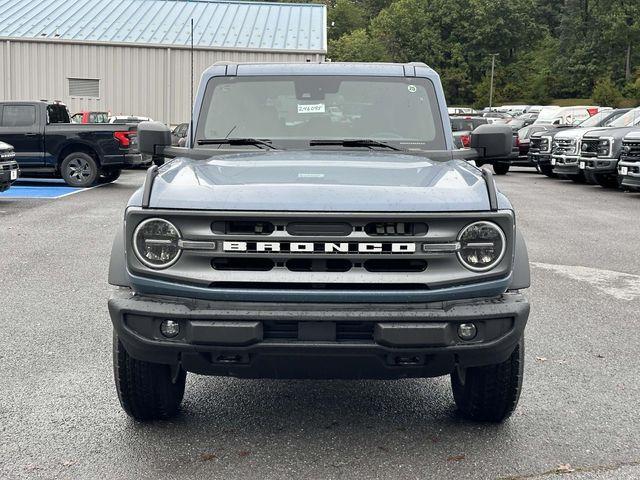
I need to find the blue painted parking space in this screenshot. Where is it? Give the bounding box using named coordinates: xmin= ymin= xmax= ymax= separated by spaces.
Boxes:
xmin=0 ymin=178 xmax=85 ymax=199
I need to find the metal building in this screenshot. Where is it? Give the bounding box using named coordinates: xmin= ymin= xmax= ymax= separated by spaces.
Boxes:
xmin=0 ymin=0 xmax=327 ymax=125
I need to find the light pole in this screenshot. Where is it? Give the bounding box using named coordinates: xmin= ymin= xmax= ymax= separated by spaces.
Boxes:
xmin=488 ymin=53 xmax=499 ymax=110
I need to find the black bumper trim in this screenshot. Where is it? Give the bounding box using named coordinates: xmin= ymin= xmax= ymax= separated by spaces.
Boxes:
xmin=109 ymin=290 xmax=530 ymax=379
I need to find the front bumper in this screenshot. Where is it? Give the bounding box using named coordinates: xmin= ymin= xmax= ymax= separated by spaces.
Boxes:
xmin=109 ymin=289 xmax=530 ymax=379
xmin=583 ymin=157 xmax=618 ymax=173
xmin=0 ymin=160 xmax=19 ymax=192
xmin=618 ymin=159 xmax=640 ymax=190
xmin=529 ymin=152 xmax=552 ymax=166
xmin=102 ymin=153 xmax=144 ymax=167
xmin=552 ymin=155 xmax=580 ymax=175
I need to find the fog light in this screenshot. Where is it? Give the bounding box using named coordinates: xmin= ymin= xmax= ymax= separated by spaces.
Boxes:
xmin=160 ymin=319 xmax=180 ymax=338
xmin=457 ymin=323 xmax=477 ymax=341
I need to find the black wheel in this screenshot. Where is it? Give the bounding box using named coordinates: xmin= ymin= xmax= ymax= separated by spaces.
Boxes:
xmin=100 ymin=168 xmax=122 ymax=183
xmin=538 ymin=164 xmax=556 ymax=178
xmin=569 ymin=171 xmax=586 ymax=183
xmin=451 ymin=336 xmax=524 ymax=422
xmin=584 ymin=170 xmax=597 ymax=185
xmin=493 ymin=163 xmax=510 ymax=175
xmin=60 ymin=152 xmax=99 ymax=187
xmin=113 ymin=332 xmax=186 ymax=421
xmin=594 ymin=173 xmax=620 ymax=189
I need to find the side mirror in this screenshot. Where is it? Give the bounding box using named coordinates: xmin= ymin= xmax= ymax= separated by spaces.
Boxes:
xmin=470 ymin=124 xmax=512 ymax=158
xmin=138 ymin=121 xmax=171 ymax=156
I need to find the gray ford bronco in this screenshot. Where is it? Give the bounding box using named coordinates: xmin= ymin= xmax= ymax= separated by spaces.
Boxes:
xmin=108 ymin=62 xmax=530 ymax=423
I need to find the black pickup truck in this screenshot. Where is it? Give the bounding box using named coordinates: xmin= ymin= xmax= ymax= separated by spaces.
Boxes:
xmin=0 ymin=101 xmax=143 ymax=187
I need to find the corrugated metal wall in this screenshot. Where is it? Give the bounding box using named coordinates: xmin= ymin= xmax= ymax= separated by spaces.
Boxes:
xmin=0 ymin=39 xmax=320 ymax=125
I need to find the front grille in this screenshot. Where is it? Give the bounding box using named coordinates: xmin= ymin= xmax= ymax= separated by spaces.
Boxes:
xmin=529 ymin=138 xmax=541 ymax=153
xmin=263 ymin=320 xmax=375 ymax=342
xmin=553 ymin=139 xmax=576 ymax=155
xmin=126 ymin=209 xmax=516 ymax=293
xmin=0 ymin=161 xmax=18 ymax=171
xmin=622 ymin=141 xmax=640 ymax=159
xmin=581 ymin=139 xmax=599 ymax=157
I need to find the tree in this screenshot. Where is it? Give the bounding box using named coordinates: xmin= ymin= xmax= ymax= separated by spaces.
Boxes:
xmin=591 ymin=77 xmax=622 ymax=107
xmin=329 ymin=29 xmax=388 ymax=62
xmin=327 ymin=0 xmax=367 ymax=41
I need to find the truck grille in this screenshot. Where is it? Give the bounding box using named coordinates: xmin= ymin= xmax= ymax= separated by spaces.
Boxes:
xmin=581 ymin=138 xmax=599 ymax=157
xmin=622 ymin=141 xmax=640 ymax=159
xmin=528 ymin=138 xmax=541 ymax=153
xmin=126 ymin=210 xmax=516 ymax=291
xmin=553 ymin=139 xmax=576 ymax=155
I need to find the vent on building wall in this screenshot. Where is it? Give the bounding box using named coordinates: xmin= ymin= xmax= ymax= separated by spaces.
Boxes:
xmin=68 ymin=78 xmax=100 ymax=98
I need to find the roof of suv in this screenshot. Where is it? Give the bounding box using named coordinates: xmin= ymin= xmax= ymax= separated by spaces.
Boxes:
xmin=204 ymin=62 xmax=435 ymax=78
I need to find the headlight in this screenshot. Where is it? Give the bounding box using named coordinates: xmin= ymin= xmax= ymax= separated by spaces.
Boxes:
xmin=597 ymin=139 xmax=610 ymax=157
xmin=133 ymin=218 xmax=182 ymax=268
xmin=457 ymin=221 xmax=506 ymax=272
xmin=539 ymin=137 xmax=551 ymax=153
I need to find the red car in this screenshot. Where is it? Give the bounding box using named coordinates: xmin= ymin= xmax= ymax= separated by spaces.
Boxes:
xmin=71 ymin=111 xmax=109 ymax=124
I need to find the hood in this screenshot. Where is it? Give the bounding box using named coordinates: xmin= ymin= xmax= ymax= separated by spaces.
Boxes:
xmin=554 ymin=127 xmax=601 ymax=141
xmin=582 ymin=126 xmax=638 ymax=140
xmin=0 ymin=141 xmax=13 ymax=152
xmin=130 ymin=150 xmax=511 ymax=212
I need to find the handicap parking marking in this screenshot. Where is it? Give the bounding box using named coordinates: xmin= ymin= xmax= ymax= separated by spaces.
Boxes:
xmin=0 ymin=178 xmax=104 ymax=199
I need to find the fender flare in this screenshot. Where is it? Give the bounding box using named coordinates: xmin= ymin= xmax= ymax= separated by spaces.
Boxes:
xmin=108 ymin=226 xmax=130 ymax=287
xmin=509 ymin=229 xmax=531 ymax=290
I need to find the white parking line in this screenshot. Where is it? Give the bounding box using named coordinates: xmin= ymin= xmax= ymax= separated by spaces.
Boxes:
xmin=532 ymin=262 xmax=640 ymax=301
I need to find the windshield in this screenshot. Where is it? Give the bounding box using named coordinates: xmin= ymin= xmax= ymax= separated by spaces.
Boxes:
xmin=608 ymin=108 xmax=640 ymax=127
xmin=89 ymin=112 xmax=109 ymax=123
xmin=578 ymin=111 xmax=612 ymax=127
xmin=196 ymin=75 xmax=447 ymax=150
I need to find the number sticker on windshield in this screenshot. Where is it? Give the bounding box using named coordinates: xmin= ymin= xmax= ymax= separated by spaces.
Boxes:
xmin=298 ymin=104 xmax=325 ymax=114
xmin=408 ymin=85 xmax=417 ymax=93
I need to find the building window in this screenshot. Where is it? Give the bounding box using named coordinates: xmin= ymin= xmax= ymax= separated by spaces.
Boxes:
xmin=68 ymin=78 xmax=100 ymax=98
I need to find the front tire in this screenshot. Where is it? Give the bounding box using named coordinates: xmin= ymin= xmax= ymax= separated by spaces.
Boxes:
xmin=60 ymin=152 xmax=99 ymax=187
xmin=594 ymin=172 xmax=620 ymax=189
xmin=113 ymin=333 xmax=186 ymax=421
xmin=538 ymin=164 xmax=556 ymax=178
xmin=451 ymin=336 xmax=524 ymax=422
xmin=100 ymin=168 xmax=122 ymax=183
xmin=493 ymin=163 xmax=510 ymax=175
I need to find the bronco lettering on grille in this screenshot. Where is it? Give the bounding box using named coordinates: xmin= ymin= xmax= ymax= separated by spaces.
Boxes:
xmin=222 ymin=241 xmax=416 ymax=254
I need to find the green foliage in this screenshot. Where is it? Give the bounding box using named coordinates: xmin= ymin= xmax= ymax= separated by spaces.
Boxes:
xmin=591 ymin=77 xmax=622 ymax=107
xmin=322 ymin=0 xmax=640 ymax=106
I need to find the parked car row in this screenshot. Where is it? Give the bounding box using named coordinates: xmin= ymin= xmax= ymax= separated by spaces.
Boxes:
xmin=71 ymin=110 xmax=153 ymax=125
xmin=527 ymin=106 xmax=640 ymax=191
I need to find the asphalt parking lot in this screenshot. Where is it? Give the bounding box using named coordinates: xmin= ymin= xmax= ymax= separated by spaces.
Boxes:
xmin=1 ymin=168 xmax=639 ymax=480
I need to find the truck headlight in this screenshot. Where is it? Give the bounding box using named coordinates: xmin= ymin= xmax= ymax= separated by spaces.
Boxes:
xmin=539 ymin=136 xmax=551 ymax=153
xmin=597 ymin=139 xmax=611 ymax=157
xmin=133 ymin=218 xmax=182 ymax=268
xmin=457 ymin=221 xmax=506 ymax=272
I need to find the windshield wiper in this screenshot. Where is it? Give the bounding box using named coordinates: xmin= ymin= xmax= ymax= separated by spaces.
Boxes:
xmin=197 ymin=138 xmax=277 ymax=150
xmin=309 ymin=139 xmax=402 ymax=151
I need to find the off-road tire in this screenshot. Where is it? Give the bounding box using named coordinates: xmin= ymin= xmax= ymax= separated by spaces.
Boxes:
xmin=538 ymin=164 xmax=556 ymax=177
xmin=113 ymin=332 xmax=186 ymax=421
xmin=100 ymin=168 xmax=122 ymax=183
xmin=493 ymin=163 xmax=510 ymax=175
xmin=60 ymin=152 xmax=99 ymax=187
xmin=594 ymin=173 xmax=620 ymax=189
xmin=451 ymin=336 xmax=524 ymax=422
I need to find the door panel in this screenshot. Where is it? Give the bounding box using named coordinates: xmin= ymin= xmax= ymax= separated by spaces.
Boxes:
xmin=0 ymin=104 xmax=44 ymax=167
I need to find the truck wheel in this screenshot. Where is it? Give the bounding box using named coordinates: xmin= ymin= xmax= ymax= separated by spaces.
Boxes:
xmin=493 ymin=163 xmax=510 ymax=175
xmin=100 ymin=168 xmax=122 ymax=183
xmin=60 ymin=152 xmax=99 ymax=187
xmin=570 ymin=172 xmax=586 ymax=183
xmin=113 ymin=332 xmax=186 ymax=421
xmin=584 ymin=170 xmax=597 ymax=185
xmin=538 ymin=164 xmax=556 ymax=177
xmin=451 ymin=336 xmax=524 ymax=422
xmin=594 ymin=173 xmax=620 ymax=189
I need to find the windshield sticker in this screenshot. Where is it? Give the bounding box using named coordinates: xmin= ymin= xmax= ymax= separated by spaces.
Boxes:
xmin=407 ymin=85 xmax=417 ymax=93
xmin=298 ymin=103 xmax=326 ymax=114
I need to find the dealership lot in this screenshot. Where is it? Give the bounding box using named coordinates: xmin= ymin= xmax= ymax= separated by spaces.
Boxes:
xmin=1 ymin=169 xmax=639 ymax=480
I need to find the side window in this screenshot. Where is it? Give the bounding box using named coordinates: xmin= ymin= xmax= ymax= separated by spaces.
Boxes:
xmin=2 ymin=105 xmax=36 ymax=127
